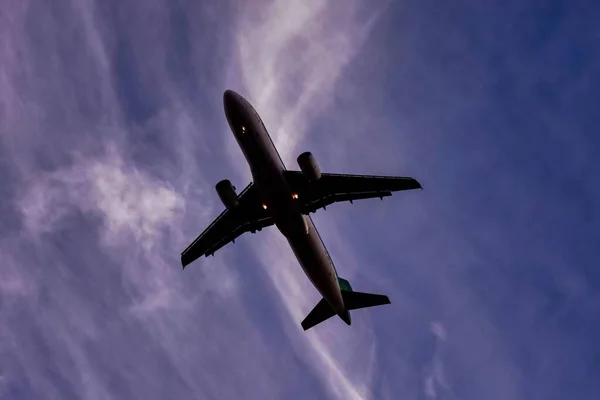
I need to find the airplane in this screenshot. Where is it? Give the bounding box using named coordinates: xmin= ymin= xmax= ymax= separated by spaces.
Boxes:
xmin=181 ymin=89 xmax=422 ymax=331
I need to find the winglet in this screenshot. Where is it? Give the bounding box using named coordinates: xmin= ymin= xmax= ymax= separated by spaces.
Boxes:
xmin=414 ymin=178 xmax=423 ymax=190
xmin=181 ymin=252 xmax=196 ymax=269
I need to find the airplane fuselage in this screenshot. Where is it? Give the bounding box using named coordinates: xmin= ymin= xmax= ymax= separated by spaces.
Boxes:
xmin=223 ymin=90 xmax=350 ymax=323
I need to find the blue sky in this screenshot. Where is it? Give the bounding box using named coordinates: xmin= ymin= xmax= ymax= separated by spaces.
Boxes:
xmin=1 ymin=1 xmax=599 ymax=399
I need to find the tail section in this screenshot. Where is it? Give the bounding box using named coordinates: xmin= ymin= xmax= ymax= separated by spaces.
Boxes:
xmin=300 ymin=277 xmax=391 ymax=331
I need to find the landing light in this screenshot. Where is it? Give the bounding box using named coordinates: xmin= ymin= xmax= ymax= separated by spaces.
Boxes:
xmin=292 ymin=193 xmax=299 ymax=199
xmin=241 ymin=126 xmax=246 ymax=133
xmin=262 ymin=203 xmax=267 ymax=209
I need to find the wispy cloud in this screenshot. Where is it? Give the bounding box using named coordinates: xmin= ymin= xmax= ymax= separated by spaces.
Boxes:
xmin=233 ymin=0 xmax=381 ymax=165
xmin=18 ymin=145 xmax=183 ymax=241
xmin=423 ymin=322 xmax=449 ymax=399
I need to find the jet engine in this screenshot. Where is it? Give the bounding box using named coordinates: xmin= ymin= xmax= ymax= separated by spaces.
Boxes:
xmin=297 ymin=151 xmax=321 ymax=182
xmin=215 ymin=179 xmax=238 ymax=210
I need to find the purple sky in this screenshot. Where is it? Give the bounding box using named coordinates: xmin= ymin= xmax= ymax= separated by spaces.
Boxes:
xmin=1 ymin=1 xmax=599 ymax=399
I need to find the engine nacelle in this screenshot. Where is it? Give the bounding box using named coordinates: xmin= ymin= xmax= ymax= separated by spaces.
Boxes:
xmin=215 ymin=179 xmax=238 ymax=210
xmin=297 ymin=151 xmax=322 ymax=182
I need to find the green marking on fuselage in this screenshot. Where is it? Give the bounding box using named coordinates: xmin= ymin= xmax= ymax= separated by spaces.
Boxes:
xmin=337 ymin=277 xmax=353 ymax=292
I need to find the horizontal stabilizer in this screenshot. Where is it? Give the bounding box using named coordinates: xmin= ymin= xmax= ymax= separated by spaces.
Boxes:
xmin=301 ymin=298 xmax=336 ymax=331
xmin=341 ymin=290 xmax=391 ymax=310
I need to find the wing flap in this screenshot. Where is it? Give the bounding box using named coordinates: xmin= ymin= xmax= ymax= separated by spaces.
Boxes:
xmin=303 ymin=191 xmax=393 ymax=213
xmin=284 ymin=170 xmax=421 ymax=213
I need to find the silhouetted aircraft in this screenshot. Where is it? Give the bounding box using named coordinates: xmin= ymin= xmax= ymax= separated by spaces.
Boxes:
xmin=181 ymin=90 xmax=422 ymax=330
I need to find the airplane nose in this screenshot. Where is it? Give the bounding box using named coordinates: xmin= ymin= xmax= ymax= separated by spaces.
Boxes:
xmin=223 ymin=90 xmax=241 ymax=125
xmin=223 ymin=90 xmax=236 ymax=109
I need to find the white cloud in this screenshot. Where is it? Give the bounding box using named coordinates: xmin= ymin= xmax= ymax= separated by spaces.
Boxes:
xmin=424 ymin=376 xmax=436 ymax=398
xmin=17 ymin=146 xmax=184 ymax=248
xmin=0 ymin=245 xmax=36 ymax=299
xmin=423 ymin=322 xmax=449 ymax=399
xmin=430 ymin=321 xmax=447 ymax=341
xmin=87 ymin=152 xmax=184 ymax=247
xmin=233 ymin=0 xmax=381 ymax=166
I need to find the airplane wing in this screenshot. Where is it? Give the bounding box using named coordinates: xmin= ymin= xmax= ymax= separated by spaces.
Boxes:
xmin=181 ymin=183 xmax=274 ymax=268
xmin=283 ymin=171 xmax=422 ymax=214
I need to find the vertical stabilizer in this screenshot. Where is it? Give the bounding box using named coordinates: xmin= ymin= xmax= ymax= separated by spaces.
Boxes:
xmin=337 ymin=277 xmax=353 ymax=292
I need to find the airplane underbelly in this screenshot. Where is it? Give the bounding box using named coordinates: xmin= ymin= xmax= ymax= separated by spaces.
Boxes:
xmin=252 ymin=168 xmax=303 ymax=237
xmin=287 ymin=229 xmax=343 ymax=311
xmin=241 ymin=130 xmax=342 ymax=310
